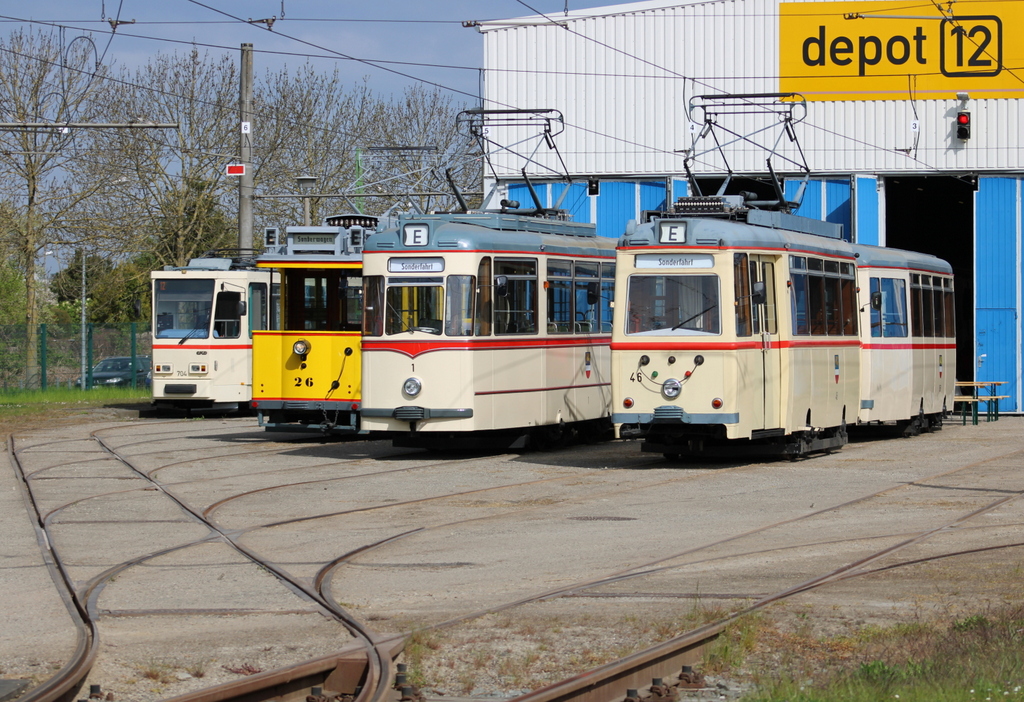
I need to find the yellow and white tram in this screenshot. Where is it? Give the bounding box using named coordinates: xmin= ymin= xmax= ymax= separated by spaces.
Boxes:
xmin=151 ymin=256 xmax=276 ymax=413
xmin=612 ymin=195 xmax=955 ymax=457
xmin=360 ymin=211 xmax=617 ymax=449
xmin=251 ymin=217 xmax=371 ymax=433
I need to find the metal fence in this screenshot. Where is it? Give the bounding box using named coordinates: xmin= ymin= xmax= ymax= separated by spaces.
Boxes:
xmin=0 ymin=323 xmax=152 ymax=393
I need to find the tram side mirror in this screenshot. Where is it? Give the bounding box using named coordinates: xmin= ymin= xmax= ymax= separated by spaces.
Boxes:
xmin=751 ymin=280 xmax=766 ymax=306
xmin=870 ymin=291 xmax=882 ymax=311
xmin=494 ymin=275 xmax=509 ymax=297
xmin=586 ymin=282 xmax=599 ymax=306
xmin=236 ymin=300 xmax=247 ymax=317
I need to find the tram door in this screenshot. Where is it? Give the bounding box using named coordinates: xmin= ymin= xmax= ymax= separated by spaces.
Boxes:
xmin=748 ymin=256 xmax=782 ymax=430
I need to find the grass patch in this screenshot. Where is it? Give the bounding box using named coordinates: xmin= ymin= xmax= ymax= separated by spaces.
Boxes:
xmin=0 ymin=386 xmax=149 ymax=438
xmin=741 ymin=603 xmax=1024 ymax=701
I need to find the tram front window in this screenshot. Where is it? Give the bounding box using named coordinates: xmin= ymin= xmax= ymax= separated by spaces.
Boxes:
xmin=625 ymin=275 xmax=720 ymax=335
xmin=385 ymin=280 xmax=444 ymax=334
xmin=154 ymin=279 xmax=214 ymax=339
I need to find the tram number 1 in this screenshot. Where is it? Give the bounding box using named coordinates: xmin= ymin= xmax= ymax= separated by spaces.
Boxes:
xmin=294 ymin=377 xmax=314 ymax=387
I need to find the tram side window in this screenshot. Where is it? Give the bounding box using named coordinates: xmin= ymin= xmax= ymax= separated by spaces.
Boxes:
xmin=600 ymin=262 xmax=615 ymax=333
xmin=338 ymin=275 xmax=363 ymax=333
xmin=249 ymin=283 xmax=268 ymax=336
xmin=734 ymin=254 xmax=752 ymax=337
xmin=494 ymin=259 xmax=537 ymax=335
xmin=574 ymin=262 xmax=599 ymax=333
xmin=475 ymin=257 xmax=492 ymax=336
xmin=270 ymin=282 xmax=281 ymax=330
xmin=790 ymin=256 xmax=856 ymax=336
xmin=910 ymin=274 xmax=923 ymax=336
xmin=547 ymin=260 xmax=573 ymax=333
xmin=445 ymin=275 xmax=475 ymax=336
xmin=213 ymin=290 xmax=242 ymax=338
xmin=790 ymin=257 xmax=809 ymax=335
xmin=943 ymin=278 xmax=955 ymax=338
xmin=762 ymin=262 xmax=778 ymax=334
xmin=363 ymin=276 xmax=384 ymax=336
xmin=870 ymin=277 xmax=909 ymax=338
xmin=931 ymin=278 xmax=945 ymax=338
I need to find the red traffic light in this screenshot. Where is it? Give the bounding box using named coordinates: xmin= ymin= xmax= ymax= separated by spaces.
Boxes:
xmin=955 ymin=111 xmax=971 ymax=140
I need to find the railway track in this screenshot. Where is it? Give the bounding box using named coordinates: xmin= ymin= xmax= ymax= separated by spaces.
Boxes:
xmin=5 ymin=417 xmax=1024 ymax=702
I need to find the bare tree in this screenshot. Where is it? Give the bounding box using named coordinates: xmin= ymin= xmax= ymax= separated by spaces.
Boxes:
xmin=76 ymin=48 xmax=238 ymax=268
xmin=253 ymin=65 xmax=383 ymax=226
xmin=0 ymin=28 xmax=108 ymax=387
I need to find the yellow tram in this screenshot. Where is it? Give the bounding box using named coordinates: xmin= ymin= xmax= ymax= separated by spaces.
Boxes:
xmin=251 ymin=216 xmax=373 ymax=433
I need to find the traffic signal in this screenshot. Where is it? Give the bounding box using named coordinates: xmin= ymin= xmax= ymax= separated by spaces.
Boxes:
xmin=956 ymin=111 xmax=971 ymax=140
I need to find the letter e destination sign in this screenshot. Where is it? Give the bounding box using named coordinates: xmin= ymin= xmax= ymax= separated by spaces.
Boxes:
xmin=780 ymin=0 xmax=1023 ymax=100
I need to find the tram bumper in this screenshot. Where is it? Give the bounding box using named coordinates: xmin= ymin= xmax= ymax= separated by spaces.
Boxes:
xmin=362 ymin=406 xmax=473 ymax=422
xmin=613 ymin=405 xmax=740 ymax=427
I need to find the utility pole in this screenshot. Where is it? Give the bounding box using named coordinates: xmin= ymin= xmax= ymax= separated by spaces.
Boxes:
xmin=239 ymin=43 xmax=254 ymax=251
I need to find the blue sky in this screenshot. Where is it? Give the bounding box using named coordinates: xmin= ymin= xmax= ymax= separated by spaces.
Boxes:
xmin=2 ymin=1 xmax=624 ymax=100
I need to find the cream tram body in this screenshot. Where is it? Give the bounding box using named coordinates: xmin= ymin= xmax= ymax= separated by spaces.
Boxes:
xmin=612 ymin=209 xmax=955 ymax=456
xmin=151 ymin=260 xmax=276 ymax=412
xmin=361 ymin=213 xmax=616 ymax=447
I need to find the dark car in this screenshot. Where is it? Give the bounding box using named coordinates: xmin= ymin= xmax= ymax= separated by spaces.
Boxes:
xmin=77 ymin=356 xmax=152 ymax=389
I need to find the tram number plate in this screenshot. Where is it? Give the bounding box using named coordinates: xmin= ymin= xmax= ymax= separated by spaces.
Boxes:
xmin=294 ymin=377 xmax=314 ymax=387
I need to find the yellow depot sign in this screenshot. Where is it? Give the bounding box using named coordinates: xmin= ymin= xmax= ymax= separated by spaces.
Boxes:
xmin=780 ymin=0 xmax=1024 ymax=100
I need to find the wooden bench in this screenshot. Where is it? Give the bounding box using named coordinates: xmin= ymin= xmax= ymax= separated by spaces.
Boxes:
xmin=953 ymin=393 xmax=1010 ymax=424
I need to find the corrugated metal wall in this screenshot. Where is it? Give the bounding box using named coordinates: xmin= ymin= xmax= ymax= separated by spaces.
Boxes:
xmin=481 ymin=0 xmax=1023 ymax=178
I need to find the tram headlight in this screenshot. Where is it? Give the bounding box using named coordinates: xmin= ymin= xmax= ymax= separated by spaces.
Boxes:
xmin=403 ymin=377 xmax=422 ymax=397
xmin=292 ymin=339 xmax=311 ymax=356
xmin=662 ymin=378 xmax=682 ymax=399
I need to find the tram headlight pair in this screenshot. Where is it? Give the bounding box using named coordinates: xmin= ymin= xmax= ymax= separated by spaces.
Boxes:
xmin=403 ymin=377 xmax=422 ymax=397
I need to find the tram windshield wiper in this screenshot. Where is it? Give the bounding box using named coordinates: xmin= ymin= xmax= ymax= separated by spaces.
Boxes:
xmin=673 ymin=304 xmax=715 ymax=331
xmin=178 ymin=306 xmax=212 ymax=344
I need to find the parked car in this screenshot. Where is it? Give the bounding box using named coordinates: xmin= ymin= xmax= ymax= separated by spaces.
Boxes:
xmin=77 ymin=356 xmax=152 ymax=389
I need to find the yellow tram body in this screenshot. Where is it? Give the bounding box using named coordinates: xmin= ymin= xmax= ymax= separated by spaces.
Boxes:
xmin=251 ymin=220 xmax=370 ymax=433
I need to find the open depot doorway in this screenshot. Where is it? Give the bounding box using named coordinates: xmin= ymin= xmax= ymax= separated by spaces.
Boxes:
xmin=884 ymin=175 xmax=975 ymax=383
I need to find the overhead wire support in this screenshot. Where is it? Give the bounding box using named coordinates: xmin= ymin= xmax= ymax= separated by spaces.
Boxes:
xmin=684 ymin=92 xmax=811 ymax=211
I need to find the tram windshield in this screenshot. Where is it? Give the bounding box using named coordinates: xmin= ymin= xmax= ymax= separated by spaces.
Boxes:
xmin=154 ymin=279 xmax=214 ymax=339
xmin=625 ymin=275 xmax=720 ymax=335
xmin=385 ymin=279 xmax=445 ymax=334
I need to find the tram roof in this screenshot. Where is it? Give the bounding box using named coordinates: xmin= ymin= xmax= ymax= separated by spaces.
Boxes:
xmin=622 ymin=214 xmax=952 ymax=275
xmin=366 ymin=212 xmax=616 ymax=258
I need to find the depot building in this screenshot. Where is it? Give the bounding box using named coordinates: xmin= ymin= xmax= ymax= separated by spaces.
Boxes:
xmin=475 ymin=0 xmax=1023 ymax=411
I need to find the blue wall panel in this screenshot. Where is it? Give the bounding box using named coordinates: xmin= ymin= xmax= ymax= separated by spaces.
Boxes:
xmin=788 ymin=179 xmax=821 ymax=221
xmin=974 ymin=177 xmax=1019 ymax=411
xmin=825 ymin=180 xmax=852 ymax=241
xmin=855 ymin=177 xmax=880 ymax=246
xmin=640 ymin=181 xmax=667 ymax=212
xmin=551 ymin=182 xmax=591 ymax=223
xmin=596 ymin=181 xmax=638 ymax=239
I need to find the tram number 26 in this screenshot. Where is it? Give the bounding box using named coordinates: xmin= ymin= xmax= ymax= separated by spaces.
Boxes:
xmin=294 ymin=377 xmax=314 ymax=387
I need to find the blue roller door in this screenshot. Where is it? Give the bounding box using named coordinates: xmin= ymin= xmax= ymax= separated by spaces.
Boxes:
xmin=974 ymin=177 xmax=1019 ymax=411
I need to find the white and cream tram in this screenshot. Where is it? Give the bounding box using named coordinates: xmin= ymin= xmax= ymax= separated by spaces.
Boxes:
xmin=612 ymin=195 xmax=955 ymax=458
xmin=151 ymin=257 xmax=277 ymax=413
xmin=360 ymin=211 xmax=617 ymax=449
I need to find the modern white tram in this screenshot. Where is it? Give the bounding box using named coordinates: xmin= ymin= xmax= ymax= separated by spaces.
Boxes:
xmin=612 ymin=195 xmax=956 ymax=458
xmin=360 ymin=211 xmax=617 ymax=449
xmin=151 ymin=256 xmax=277 ymax=413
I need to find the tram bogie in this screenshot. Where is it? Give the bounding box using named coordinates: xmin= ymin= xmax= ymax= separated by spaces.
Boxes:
xmin=251 ymin=218 xmax=372 ymax=433
xmin=612 ymin=196 xmax=955 ymax=458
xmin=151 ymin=256 xmax=276 ymax=413
xmin=361 ymin=212 xmax=617 ymax=449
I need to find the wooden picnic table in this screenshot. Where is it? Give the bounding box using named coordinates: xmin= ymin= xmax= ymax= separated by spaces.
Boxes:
xmin=954 ymin=380 xmax=1008 ymax=424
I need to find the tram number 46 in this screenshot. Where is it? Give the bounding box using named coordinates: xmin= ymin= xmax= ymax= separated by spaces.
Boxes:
xmin=940 ymin=17 xmax=1001 ymax=78
xmin=294 ymin=377 xmax=314 ymax=387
